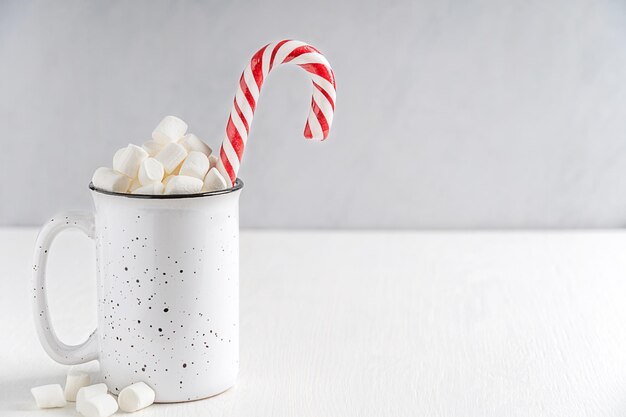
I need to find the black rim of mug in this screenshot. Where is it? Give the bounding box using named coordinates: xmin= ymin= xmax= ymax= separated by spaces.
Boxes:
xmin=89 ymin=178 xmax=244 ymax=199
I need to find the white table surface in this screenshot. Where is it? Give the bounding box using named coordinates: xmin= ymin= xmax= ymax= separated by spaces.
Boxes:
xmin=2 ymin=228 xmax=626 ymax=416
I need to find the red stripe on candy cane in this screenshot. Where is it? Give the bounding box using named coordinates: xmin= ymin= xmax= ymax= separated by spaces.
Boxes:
xmin=311 ymin=99 xmax=329 ymax=139
xmin=303 ymin=122 xmax=312 ymax=139
xmin=239 ymin=75 xmax=256 ymax=112
xmin=226 ymin=117 xmax=245 ymax=160
xmin=313 ymin=82 xmax=335 ymax=110
xmin=270 ymin=40 xmax=290 ymax=70
xmin=233 ymin=99 xmax=249 ymax=133
xmin=219 ymin=146 xmax=236 ymax=184
xmin=250 ymin=45 xmax=267 ymax=89
xmin=281 ymin=45 xmax=321 ymax=63
xmin=296 ymin=63 xmax=335 ymax=86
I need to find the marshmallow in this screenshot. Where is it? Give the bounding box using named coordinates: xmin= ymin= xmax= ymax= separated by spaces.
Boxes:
xmin=203 ymin=167 xmax=228 ymax=192
xmin=179 ymin=133 xmax=212 ymax=156
xmin=64 ymin=370 xmax=90 ymax=401
xmin=113 ymin=144 xmax=148 ymax=178
xmin=155 ymin=142 xmax=188 ymax=174
xmin=138 ymin=157 xmax=165 ymax=185
xmin=70 ymin=361 xmax=101 ymax=382
xmin=142 ymin=139 xmax=164 ymax=157
xmin=129 ymin=179 xmax=142 ymax=192
xmin=112 ymin=147 xmax=125 ymax=167
xmin=80 ymin=394 xmax=118 ymax=417
xmin=31 ymin=384 xmax=66 ymax=408
xmin=152 ymin=115 xmax=188 ymax=145
xmin=179 ymin=151 xmax=210 ymax=180
xmin=133 ymin=182 xmax=164 ymax=195
xmin=92 ymin=167 xmax=132 ymax=193
xmin=117 ymin=382 xmax=155 ymax=412
xmin=164 ymin=175 xmax=203 ymax=195
xmin=76 ymin=383 xmax=108 ymax=414
xmin=162 ymin=174 xmax=174 ymax=187
xmin=208 ymin=154 xmax=218 ymax=169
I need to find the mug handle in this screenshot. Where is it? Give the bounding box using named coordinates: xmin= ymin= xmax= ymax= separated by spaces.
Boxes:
xmin=32 ymin=211 xmax=99 ymax=364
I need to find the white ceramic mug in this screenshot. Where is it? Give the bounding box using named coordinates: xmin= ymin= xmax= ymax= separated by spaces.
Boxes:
xmin=32 ymin=180 xmax=243 ymax=402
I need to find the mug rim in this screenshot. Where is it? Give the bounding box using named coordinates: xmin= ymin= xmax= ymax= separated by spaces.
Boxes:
xmin=89 ymin=178 xmax=244 ymax=199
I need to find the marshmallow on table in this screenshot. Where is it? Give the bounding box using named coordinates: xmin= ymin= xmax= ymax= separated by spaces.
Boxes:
xmin=133 ymin=182 xmax=164 ymax=195
xmin=203 ymin=167 xmax=229 ymax=192
xmin=31 ymin=384 xmax=66 ymax=408
xmin=164 ymin=175 xmax=203 ymax=195
xmin=179 ymin=133 xmax=212 ymax=156
xmin=118 ymin=382 xmax=155 ymax=412
xmin=92 ymin=167 xmax=132 ymax=193
xmin=80 ymin=394 xmax=118 ymax=417
xmin=155 ymin=142 xmax=188 ymax=174
xmin=138 ymin=157 xmax=165 ymax=185
xmin=64 ymin=370 xmax=90 ymax=401
xmin=76 ymin=383 xmax=108 ymax=414
xmin=152 ymin=115 xmax=188 ymax=145
xmin=179 ymin=151 xmax=210 ymax=180
xmin=208 ymin=154 xmax=218 ymax=169
xmin=141 ymin=139 xmax=163 ymax=157
xmin=70 ymin=361 xmax=101 ymax=383
xmin=113 ymin=144 xmax=148 ymax=178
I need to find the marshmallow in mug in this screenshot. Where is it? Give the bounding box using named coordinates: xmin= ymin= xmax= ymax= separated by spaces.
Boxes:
xmin=179 ymin=151 xmax=210 ymax=180
xmin=138 ymin=157 xmax=165 ymax=185
xmin=155 ymin=142 xmax=188 ymax=174
xmin=141 ymin=139 xmax=163 ymax=157
xmin=113 ymin=144 xmax=148 ymax=178
xmin=204 ymin=167 xmax=228 ymax=192
xmin=152 ymin=115 xmax=188 ymax=145
xmin=165 ymin=175 xmax=204 ymax=195
xmin=92 ymin=167 xmax=132 ymax=193
xmin=179 ymin=133 xmax=212 ymax=156
xmin=91 ymin=116 xmax=230 ymax=195
xmin=133 ymin=182 xmax=164 ymax=195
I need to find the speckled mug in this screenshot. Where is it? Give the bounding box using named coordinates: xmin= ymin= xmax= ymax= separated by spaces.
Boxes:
xmin=32 ymin=180 xmax=243 ymax=402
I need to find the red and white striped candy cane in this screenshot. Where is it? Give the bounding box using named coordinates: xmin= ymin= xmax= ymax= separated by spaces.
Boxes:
xmin=217 ymin=40 xmax=336 ymax=186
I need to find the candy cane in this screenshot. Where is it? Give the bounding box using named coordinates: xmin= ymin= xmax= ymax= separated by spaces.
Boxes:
xmin=217 ymin=40 xmax=337 ymax=186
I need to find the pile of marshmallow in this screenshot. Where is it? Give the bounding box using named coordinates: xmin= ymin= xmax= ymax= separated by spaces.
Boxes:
xmin=31 ymin=365 xmax=155 ymax=416
xmin=92 ymin=116 xmax=229 ymax=195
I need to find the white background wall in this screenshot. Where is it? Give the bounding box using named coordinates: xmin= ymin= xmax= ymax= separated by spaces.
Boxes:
xmin=2 ymin=0 xmax=626 ymax=229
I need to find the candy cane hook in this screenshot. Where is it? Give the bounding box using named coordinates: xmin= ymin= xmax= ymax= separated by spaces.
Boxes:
xmin=217 ymin=40 xmax=337 ymax=186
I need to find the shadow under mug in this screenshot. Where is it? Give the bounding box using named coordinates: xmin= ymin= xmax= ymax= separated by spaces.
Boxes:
xmin=32 ymin=179 xmax=244 ymax=402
